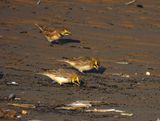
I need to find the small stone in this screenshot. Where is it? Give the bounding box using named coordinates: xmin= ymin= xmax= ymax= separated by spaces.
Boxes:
xmin=7 ymin=81 xmax=19 ymax=85
xmin=16 ymin=115 xmax=22 ymax=119
xmin=8 ymin=93 xmax=16 ymax=100
xmin=0 ymin=72 xmax=3 ymax=79
xmin=146 ymin=71 xmax=150 ymax=76
xmin=21 ymin=110 xmax=28 ymax=115
xmin=136 ymin=4 xmax=144 ymax=8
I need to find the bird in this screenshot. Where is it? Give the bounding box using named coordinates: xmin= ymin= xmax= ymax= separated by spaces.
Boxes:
xmin=37 ymin=69 xmax=80 ymax=86
xmin=35 ymin=24 xmax=71 ymax=44
xmin=59 ymin=57 xmax=100 ymax=73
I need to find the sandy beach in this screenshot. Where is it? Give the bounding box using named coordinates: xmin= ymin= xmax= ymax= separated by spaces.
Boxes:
xmin=0 ymin=0 xmax=160 ymax=121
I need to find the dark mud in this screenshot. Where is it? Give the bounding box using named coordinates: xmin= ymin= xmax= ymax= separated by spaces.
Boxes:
xmin=0 ymin=0 xmax=160 ymax=121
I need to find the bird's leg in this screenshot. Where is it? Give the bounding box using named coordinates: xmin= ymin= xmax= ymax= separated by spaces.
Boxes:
xmin=49 ymin=43 xmax=54 ymax=47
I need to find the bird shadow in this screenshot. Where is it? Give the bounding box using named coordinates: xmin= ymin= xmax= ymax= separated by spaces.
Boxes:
xmin=63 ymin=66 xmax=106 ymax=74
xmin=0 ymin=72 xmax=3 ymax=79
xmin=84 ymin=66 xmax=106 ymax=74
xmin=50 ymin=39 xmax=80 ymax=45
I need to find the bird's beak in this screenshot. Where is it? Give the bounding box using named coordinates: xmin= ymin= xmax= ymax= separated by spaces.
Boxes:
xmin=66 ymin=31 xmax=71 ymax=35
xmin=73 ymin=77 xmax=80 ymax=86
xmin=94 ymin=65 xmax=99 ymax=70
xmin=74 ymin=81 xmax=80 ymax=86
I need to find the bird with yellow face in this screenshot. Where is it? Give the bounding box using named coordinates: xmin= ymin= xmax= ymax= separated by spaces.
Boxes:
xmin=35 ymin=24 xmax=71 ymax=44
xmin=59 ymin=57 xmax=100 ymax=73
xmin=37 ymin=69 xmax=80 ymax=86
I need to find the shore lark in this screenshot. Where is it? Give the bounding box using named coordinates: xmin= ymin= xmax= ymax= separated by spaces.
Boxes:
xmin=59 ymin=57 xmax=100 ymax=73
xmin=35 ymin=24 xmax=71 ymax=44
xmin=37 ymin=69 xmax=80 ymax=86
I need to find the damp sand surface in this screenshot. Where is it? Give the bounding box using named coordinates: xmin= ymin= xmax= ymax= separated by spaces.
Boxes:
xmin=0 ymin=0 xmax=160 ymax=121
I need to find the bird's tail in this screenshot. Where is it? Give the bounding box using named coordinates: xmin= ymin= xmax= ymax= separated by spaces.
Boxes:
xmin=57 ymin=57 xmax=69 ymax=62
xmin=36 ymin=72 xmax=47 ymax=76
xmin=34 ymin=23 xmax=44 ymax=32
xmin=62 ymin=57 xmax=69 ymax=59
xmin=57 ymin=59 xmax=66 ymax=63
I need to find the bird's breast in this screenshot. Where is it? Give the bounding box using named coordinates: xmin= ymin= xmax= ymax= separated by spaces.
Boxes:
xmin=79 ymin=65 xmax=91 ymax=70
xmin=54 ymin=76 xmax=70 ymax=84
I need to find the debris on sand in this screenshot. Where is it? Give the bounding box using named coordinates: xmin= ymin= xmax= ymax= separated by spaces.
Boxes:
xmin=7 ymin=81 xmax=19 ymax=86
xmin=112 ymin=73 xmax=130 ymax=78
xmin=121 ymin=112 xmax=133 ymax=116
xmin=121 ymin=74 xmax=130 ymax=78
xmin=0 ymin=108 xmax=17 ymax=119
xmin=56 ymin=106 xmax=80 ymax=110
xmin=28 ymin=119 xmax=42 ymax=121
xmin=85 ymin=108 xmax=124 ymax=113
xmin=85 ymin=108 xmax=133 ymax=116
xmin=136 ymin=4 xmax=144 ymax=8
xmin=16 ymin=110 xmax=28 ymax=118
xmin=107 ymin=7 xmax=113 ymax=10
xmin=66 ymin=101 xmax=92 ymax=108
xmin=56 ymin=100 xmax=108 ymax=110
xmin=8 ymin=103 xmax=36 ymax=109
xmin=56 ymin=100 xmax=92 ymax=110
xmin=0 ymin=108 xmax=29 ymax=120
xmin=146 ymin=71 xmax=151 ymax=76
xmin=125 ymin=0 xmax=136 ymax=5
xmin=56 ymin=100 xmax=133 ymax=117
xmin=8 ymin=94 xmax=21 ymax=101
xmin=115 ymin=61 xmax=129 ymax=65
xmin=8 ymin=93 xmax=16 ymax=101
xmin=0 ymin=72 xmax=3 ymax=79
xmin=37 ymin=0 xmax=41 ymax=5
xmin=157 ymin=118 xmax=160 ymax=121
xmin=21 ymin=110 xmax=28 ymax=115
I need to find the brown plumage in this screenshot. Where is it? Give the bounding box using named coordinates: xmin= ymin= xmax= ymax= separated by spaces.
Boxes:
xmin=37 ymin=69 xmax=80 ymax=86
xmin=35 ymin=24 xmax=71 ymax=44
xmin=59 ymin=57 xmax=100 ymax=72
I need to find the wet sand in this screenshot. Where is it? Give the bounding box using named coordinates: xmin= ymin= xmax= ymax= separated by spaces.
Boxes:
xmin=0 ymin=0 xmax=160 ymax=121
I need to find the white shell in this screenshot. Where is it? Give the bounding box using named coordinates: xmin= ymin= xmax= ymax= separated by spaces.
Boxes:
xmin=146 ymin=71 xmax=150 ymax=76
